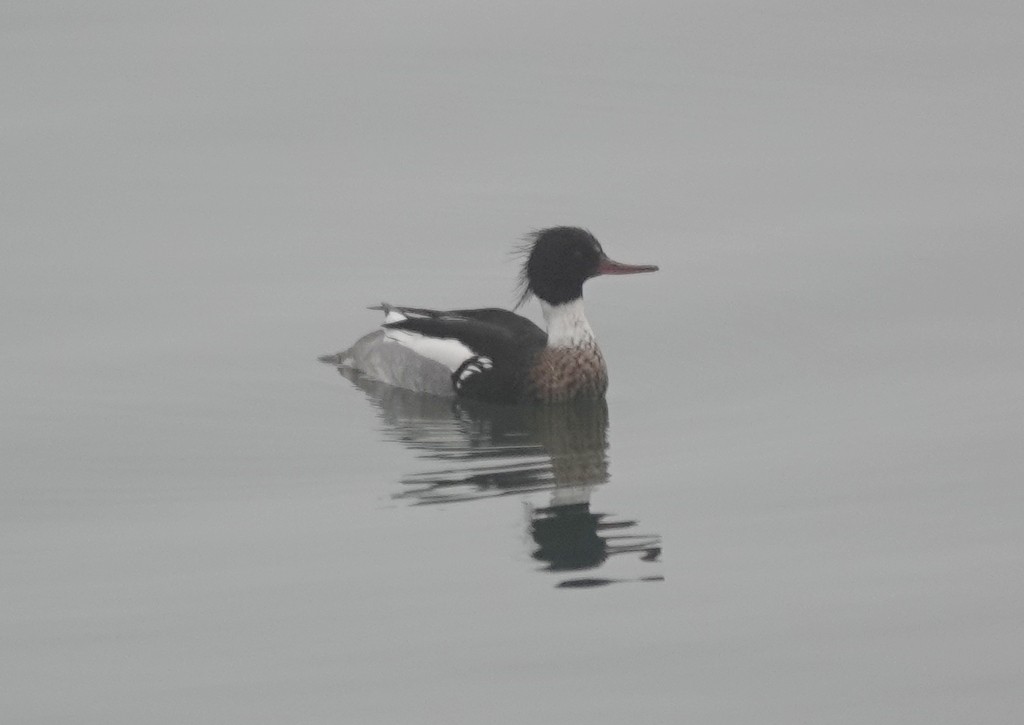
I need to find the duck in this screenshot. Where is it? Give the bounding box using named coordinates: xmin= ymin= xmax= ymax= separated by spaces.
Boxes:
xmin=319 ymin=226 xmax=658 ymax=403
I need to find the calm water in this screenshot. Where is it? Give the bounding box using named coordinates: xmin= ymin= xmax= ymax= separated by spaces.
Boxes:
xmin=3 ymin=2 xmax=1023 ymax=723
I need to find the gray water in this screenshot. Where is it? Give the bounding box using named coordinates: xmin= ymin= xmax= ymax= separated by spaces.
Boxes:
xmin=3 ymin=2 xmax=1023 ymax=723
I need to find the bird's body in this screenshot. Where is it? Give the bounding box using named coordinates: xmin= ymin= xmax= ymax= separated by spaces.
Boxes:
xmin=320 ymin=227 xmax=657 ymax=404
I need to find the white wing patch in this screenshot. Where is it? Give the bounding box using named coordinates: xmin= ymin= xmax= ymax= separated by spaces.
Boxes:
xmin=382 ymin=328 xmax=475 ymax=373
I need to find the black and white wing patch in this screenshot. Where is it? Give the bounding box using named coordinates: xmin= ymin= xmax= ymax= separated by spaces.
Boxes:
xmin=371 ymin=302 xmax=546 ymax=401
xmin=452 ymin=355 xmax=494 ymax=393
xmin=377 ymin=304 xmax=477 ymax=374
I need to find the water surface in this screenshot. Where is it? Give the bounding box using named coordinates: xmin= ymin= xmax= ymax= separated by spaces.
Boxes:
xmin=3 ymin=2 xmax=1023 ymax=723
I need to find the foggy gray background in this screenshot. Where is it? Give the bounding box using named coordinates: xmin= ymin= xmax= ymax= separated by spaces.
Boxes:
xmin=3 ymin=2 xmax=1022 ymax=723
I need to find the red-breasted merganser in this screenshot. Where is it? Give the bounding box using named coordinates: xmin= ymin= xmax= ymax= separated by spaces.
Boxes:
xmin=319 ymin=226 xmax=658 ymax=403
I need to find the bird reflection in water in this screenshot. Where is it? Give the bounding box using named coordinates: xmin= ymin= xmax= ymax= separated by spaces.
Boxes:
xmin=339 ymin=369 xmax=662 ymax=587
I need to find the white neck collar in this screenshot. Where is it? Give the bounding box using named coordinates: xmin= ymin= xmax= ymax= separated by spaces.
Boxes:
xmin=541 ymin=299 xmax=596 ymax=348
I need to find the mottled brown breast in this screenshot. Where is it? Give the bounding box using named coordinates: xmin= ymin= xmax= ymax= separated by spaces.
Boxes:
xmin=524 ymin=344 xmax=609 ymax=403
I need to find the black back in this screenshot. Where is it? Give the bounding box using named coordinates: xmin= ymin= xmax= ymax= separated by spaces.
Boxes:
xmin=383 ymin=306 xmax=547 ymax=403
